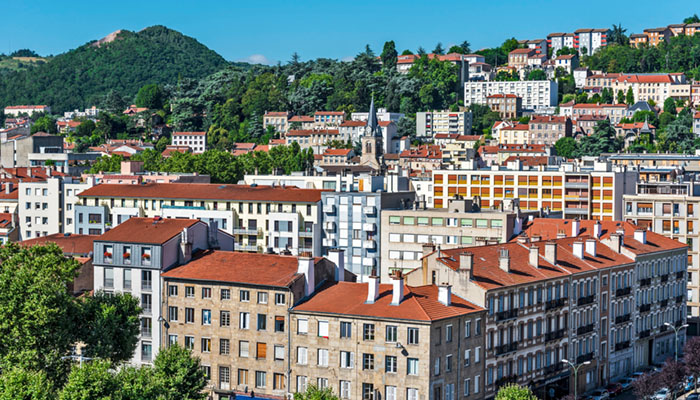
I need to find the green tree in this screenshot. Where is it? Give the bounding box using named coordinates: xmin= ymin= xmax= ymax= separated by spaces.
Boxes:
xmin=400 ymin=49 xmax=412 ymax=55
xmin=117 ymin=366 xmax=163 ymax=400
xmin=448 ymin=41 xmax=471 ymax=54
xmin=59 ymin=360 xmax=119 ymax=400
xmin=0 ymin=367 xmax=54 ymax=400
xmin=495 ymin=383 xmax=538 ymax=400
xmin=626 ymin=87 xmax=635 ymax=105
xmin=134 ymin=83 xmax=164 ymax=109
xmin=30 ymin=116 xmax=57 ymax=134
xmin=495 ymin=70 xmax=518 ymax=81
xmin=556 ymin=47 xmax=577 ymax=57
xmin=432 ymin=42 xmax=445 ymax=55
xmin=294 ymin=384 xmax=340 ymax=400
xmin=617 ymin=89 xmax=625 ymax=104
xmin=526 ymin=69 xmax=547 ymax=80
xmin=601 ymin=87 xmax=614 ymax=104
xmin=562 ymin=94 xmax=575 ymax=104
xmin=663 ymin=97 xmax=677 ymax=115
xmin=501 ymin=38 xmax=520 ymax=54
xmin=155 ymin=136 xmax=170 ymax=153
xmin=380 ymin=40 xmax=398 ymax=70
xmin=684 ymin=14 xmax=700 ymax=24
xmin=153 ymin=345 xmax=207 ymax=400
xmin=74 ymin=120 xmax=96 ymax=137
xmin=78 ymin=291 xmax=141 ymax=364
xmin=555 ymin=137 xmax=577 ymax=158
xmin=610 ymin=24 xmax=629 ymax=46
xmin=101 ymin=90 xmax=127 ymax=113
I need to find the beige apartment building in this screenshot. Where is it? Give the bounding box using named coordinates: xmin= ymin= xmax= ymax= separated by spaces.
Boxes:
xmin=263 ymin=112 xmax=291 ymax=134
xmin=415 ymin=111 xmax=473 ymax=138
xmin=528 ymin=115 xmax=573 ymax=146
xmin=161 ymin=250 xmax=346 ymax=399
xmin=486 ymin=94 xmax=522 ymax=120
xmin=290 ymin=272 xmax=486 ymax=400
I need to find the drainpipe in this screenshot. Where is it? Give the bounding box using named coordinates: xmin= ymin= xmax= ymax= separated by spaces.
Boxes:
xmin=286 ymin=290 xmax=292 ymax=399
xmin=457 ymin=319 xmax=463 ymax=398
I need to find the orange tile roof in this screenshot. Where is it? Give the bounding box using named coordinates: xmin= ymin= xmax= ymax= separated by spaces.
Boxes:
xmin=340 ymin=120 xmax=365 ymax=127
xmin=162 ymin=250 xmax=314 ymax=288
xmin=293 ymin=282 xmax=483 ymax=321
xmin=530 ymin=115 xmax=569 ymax=124
xmin=323 ymin=148 xmax=352 ymax=156
xmin=96 ymin=217 xmax=200 ymax=245
xmin=503 ymin=155 xmax=549 ymax=166
xmin=0 ymin=213 xmax=12 ymax=229
xmin=287 ymin=129 xmax=339 ymax=137
xmin=0 ymin=167 xmax=65 ymax=180
xmin=4 ymin=105 xmax=48 ymax=110
xmin=400 ymin=145 xmax=442 ymax=159
xmin=289 ymin=115 xmax=314 ymax=122
xmin=264 ymin=111 xmax=289 ymax=117
xmin=78 ymin=182 xmax=325 ymax=203
xmin=314 ymin=111 xmax=345 ymax=116
xmin=457 ymin=135 xmax=483 ymax=141
xmin=617 ymin=122 xmax=656 ymax=129
xmin=20 ymin=233 xmax=95 ymax=256
xmin=617 ymin=74 xmax=674 ymax=84
xmin=173 ymin=131 xmax=206 ymax=136
xmin=161 ymin=146 xmax=191 ymax=157
xmin=573 ymin=103 xmax=627 ymax=109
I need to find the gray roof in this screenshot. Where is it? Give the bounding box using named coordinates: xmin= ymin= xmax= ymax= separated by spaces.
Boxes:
xmin=628 ymin=101 xmax=654 ymax=114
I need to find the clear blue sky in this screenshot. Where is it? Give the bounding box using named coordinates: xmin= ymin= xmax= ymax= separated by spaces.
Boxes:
xmin=1 ymin=0 xmax=698 ymax=64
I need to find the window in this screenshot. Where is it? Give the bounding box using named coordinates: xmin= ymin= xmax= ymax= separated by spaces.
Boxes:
xmin=475 ymin=375 xmax=480 ymax=394
xmin=258 ymin=292 xmax=268 ymax=304
xmin=185 ymin=336 xmax=195 ymax=350
xmin=201 ymin=365 xmax=211 ymax=380
xmin=103 ymin=268 xmax=114 ymax=288
xmin=255 ymin=371 xmax=266 ymax=388
xmin=407 ymin=388 xmax=419 ymax=400
xmin=363 ymin=383 xmax=375 ymax=400
xmin=340 ymin=321 xmax=352 ymax=338
xmin=318 ymin=320 xmax=329 ymax=337
xmin=238 ymin=369 xmax=248 ymax=385
xmin=275 ymin=316 xmax=285 ymax=332
xmin=363 ymin=353 xmax=375 ymax=370
xmin=168 ymin=306 xmax=178 ymax=322
xmin=239 ymin=312 xmax=250 ymax=329
xmin=202 ymin=309 xmax=211 ymax=325
xmin=340 ymin=381 xmax=351 ymax=399
xmin=386 ymin=355 xmax=397 ymax=373
xmin=297 ymin=319 xmax=308 ymax=334
xmin=122 ymin=246 xmax=131 ymax=264
xmin=386 ymin=386 xmax=397 ymax=400
xmin=240 ymin=290 xmax=250 ymax=302
xmin=168 ymin=284 xmax=178 ymax=297
xmin=386 ymin=325 xmax=397 ymax=342
xmin=221 ymin=289 xmax=230 ymax=300
xmin=434 ymin=357 xmax=440 ymax=375
xmin=256 ymin=342 xmax=267 ymax=359
xmin=475 ymin=319 xmax=482 ymax=335
xmin=257 ymin=314 xmax=267 ymax=331
xmin=363 ymin=323 xmax=375 ymax=340
xmin=275 ymin=293 xmax=285 ymax=305
xmin=239 ymin=341 xmax=249 ymax=357
xmin=408 ymin=327 xmax=419 ymax=344
xmin=407 ymin=358 xmax=419 ymax=375
xmin=318 ymin=349 xmax=329 ymax=366
xmin=465 ymin=320 xmax=471 ymax=338
xmin=202 ymin=287 xmax=212 ymax=299
xmin=297 ymin=347 xmax=308 ymax=364
xmin=185 ymin=286 xmax=194 ymax=298
xmin=274 ymin=345 xmax=284 ymax=360
xmin=220 ymin=311 xmax=230 ymax=327
xmin=446 ymin=324 xmax=453 ymax=342
xmin=201 ymin=338 xmax=211 ymax=353
xmin=446 ymin=354 xmax=453 ymax=372
xmin=274 ymin=373 xmax=285 ymax=390
xmin=141 ymin=247 xmax=151 ymax=266
xmin=340 ymin=351 xmax=354 ymax=368
xmin=297 ymin=376 xmax=308 ymax=393
xmin=220 ymin=339 xmax=230 ymax=355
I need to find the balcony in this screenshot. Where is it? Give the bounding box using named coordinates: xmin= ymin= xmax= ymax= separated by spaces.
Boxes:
xmin=639 ymin=330 xmax=650 ymax=339
xmin=564 ymin=182 xmax=589 ymax=189
xmin=363 ymin=223 xmax=376 ymax=232
xmin=234 ymin=244 xmax=259 ymax=252
xmin=545 ymin=329 xmax=566 ymax=342
xmin=615 ymin=314 xmax=631 ymax=324
xmin=677 ymin=295 xmax=685 ymax=304
xmin=640 ymin=278 xmax=652 ymax=287
xmin=299 ymin=247 xmax=313 ymax=254
xmin=614 ymin=341 xmax=630 ymax=352
xmin=363 ymin=240 xmax=376 ymax=249
xmin=660 ymin=299 xmax=668 ymax=308
xmin=363 ymin=206 xmax=376 ymax=215
xmin=495 ymin=309 xmax=518 ymax=322
xmin=577 ymin=294 xmax=595 ymax=306
xmin=576 ymin=352 xmax=594 ymax=364
xmin=161 ymin=204 xmax=205 ymax=210
xmin=677 ymin=271 xmax=685 ymax=280
xmin=639 ymin=304 xmax=651 ymax=313
xmin=323 ymin=204 xmax=335 ymax=214
xmin=495 ymin=375 xmax=518 ymax=388
xmin=495 ymin=342 xmax=518 ymax=356
xmin=565 ymin=207 xmax=589 ymax=215
xmin=323 ymin=221 xmax=336 ymax=230
xmin=322 ymin=238 xmax=336 ymax=247
xmin=298 ymin=230 xmax=314 ymax=238
xmin=544 ymin=363 xmax=564 ymax=375
xmin=577 ymin=323 xmax=595 ymax=335
xmin=142 ymin=281 xmax=152 ymax=291
xmin=545 ymin=298 xmax=566 ymax=311
xmin=616 ymin=287 xmax=631 ymax=297
xmin=233 ymin=227 xmax=257 ymax=235
xmin=660 ymin=274 xmax=669 ymax=283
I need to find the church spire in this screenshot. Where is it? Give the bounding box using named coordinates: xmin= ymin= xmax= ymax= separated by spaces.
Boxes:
xmin=366 ymin=96 xmax=381 ymax=137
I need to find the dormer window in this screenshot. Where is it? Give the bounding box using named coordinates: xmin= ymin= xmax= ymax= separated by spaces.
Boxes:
xmin=141 ymin=247 xmax=151 ymax=266
xmin=123 ymin=246 xmax=131 ymax=265
xmin=104 ymin=245 xmax=113 ymax=264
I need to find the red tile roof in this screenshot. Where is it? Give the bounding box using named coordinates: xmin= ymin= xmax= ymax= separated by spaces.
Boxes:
xmin=617 ymin=74 xmax=674 ymax=84
xmin=503 ymin=156 xmax=550 ymax=166
xmin=293 ymin=282 xmax=483 ymax=321
xmin=173 ymin=131 xmax=206 ymax=136
xmin=400 ymin=145 xmax=442 ymax=159
xmin=287 ymin=129 xmax=339 ymax=137
xmin=78 ymin=183 xmax=325 ymax=203
xmin=487 ymin=94 xmax=519 ymax=99
xmin=323 ymin=148 xmax=352 ymax=156
xmin=340 ymin=120 xmax=366 ymax=127
xmin=0 ymin=167 xmax=65 ymax=180
xmin=314 ymin=111 xmax=345 ymax=116
xmin=457 ymin=135 xmax=483 ymax=142
xmin=509 ymin=48 xmax=535 ymax=55
xmin=289 ymin=115 xmax=314 ymax=122
xmin=378 ymin=121 xmax=394 ymax=127
xmin=502 ymin=124 xmax=530 ymax=131
xmin=161 ymin=146 xmax=191 ymax=157
xmin=4 ymin=105 xmax=48 ymax=110
xmin=20 ymin=233 xmax=95 ymax=256
xmin=573 ymin=103 xmax=627 ymax=109
xmin=264 ymin=112 xmax=289 ymax=117
xmin=616 ymin=122 xmax=656 ymax=130
xmin=162 ymin=250 xmax=314 ymax=288
xmin=0 ymin=213 xmax=12 ymax=229
xmin=97 ymin=217 xmax=200 ymax=245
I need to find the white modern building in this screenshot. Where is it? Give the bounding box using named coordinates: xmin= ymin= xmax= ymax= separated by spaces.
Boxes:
xmin=464 ymin=80 xmax=558 ymax=110
xmin=415 ymin=110 xmax=473 ymax=138
xmin=171 ymin=132 xmax=206 ymax=154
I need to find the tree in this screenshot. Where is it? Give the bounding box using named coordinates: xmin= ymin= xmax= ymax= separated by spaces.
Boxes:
xmin=155 ymin=136 xmax=170 ymax=153
xmin=555 ymin=137 xmax=577 ymax=158
xmin=664 ymin=97 xmax=677 ymax=115
xmin=617 ymin=89 xmax=625 ymax=104
xmin=153 ymin=345 xmax=207 ymax=400
xmin=134 ymin=83 xmax=164 ymax=110
xmin=381 ymin=41 xmax=398 ymax=70
xmin=684 ymin=14 xmax=700 ymax=24
xmin=59 ymin=360 xmax=119 ymax=400
xmin=610 ymin=24 xmax=629 ymax=46
xmin=633 ymin=373 xmax=661 ymax=400
xmin=117 ymin=366 xmax=163 ymax=400
xmin=433 ymin=42 xmax=445 ymax=55
xmin=684 ymin=337 xmax=700 ymax=393
xmin=526 ymin=69 xmax=547 ymax=80
xmin=78 ymin=291 xmax=141 ymax=364
xmin=601 ymin=87 xmax=614 ymax=104
xmin=30 ymin=116 xmax=57 ymax=134
xmin=576 ymin=119 xmax=623 ymax=156
xmin=400 ymin=49 xmax=412 ymax=55
xmin=101 ymin=90 xmax=127 ymax=114
xmin=626 ymin=87 xmax=635 ymax=105
xmin=416 ymin=46 xmax=426 ymax=56
xmin=659 ymin=360 xmax=686 ymax=398
xmin=0 ymin=367 xmax=54 ymax=400
xmin=448 ymin=41 xmax=471 ymax=54
xmin=74 ymin=120 xmax=95 ymax=137
xmin=293 ymin=384 xmax=340 ymax=400
xmin=495 ymin=384 xmax=538 ymax=400
xmin=556 ymin=47 xmax=577 ymax=57
xmin=501 ymin=38 xmax=520 ymax=54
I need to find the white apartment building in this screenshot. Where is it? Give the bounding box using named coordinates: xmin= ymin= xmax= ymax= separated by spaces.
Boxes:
xmin=18 ymin=178 xmax=63 ymax=240
xmin=574 ymin=29 xmax=610 ymax=56
xmin=415 ymin=110 xmax=473 ymax=138
xmin=3 ymin=105 xmax=51 ymax=117
xmin=547 ymin=33 xmax=575 ymax=55
xmin=351 ymin=107 xmax=404 ymax=123
xmin=464 ymin=80 xmax=558 ymax=111
xmin=172 ymin=132 xmax=206 ymax=154
xmin=63 ymin=178 xmax=95 ymax=234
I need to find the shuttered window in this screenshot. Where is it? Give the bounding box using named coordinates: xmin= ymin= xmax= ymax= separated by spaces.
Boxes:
xmin=256 ymin=342 xmax=267 ymax=359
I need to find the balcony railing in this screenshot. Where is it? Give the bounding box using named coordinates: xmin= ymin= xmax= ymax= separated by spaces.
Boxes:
xmin=639 ymin=304 xmax=651 ymax=313
xmin=495 ymin=342 xmax=518 ymax=356
xmin=298 ymin=231 xmax=314 ymax=238
xmin=616 ymin=287 xmax=631 ymax=297
xmin=614 ymin=341 xmax=630 ymax=352
xmin=577 ymin=323 xmax=595 ymax=335
xmin=544 ymin=363 xmax=564 ymax=375
xmin=640 ymin=278 xmax=652 ymax=287
xmin=234 ymin=244 xmax=259 ymax=252
xmin=577 ymin=294 xmax=595 ymax=306
xmin=545 ymin=298 xmax=566 ymax=311
xmin=576 ymin=352 xmax=594 ymax=364
xmin=233 ymin=227 xmax=257 ymax=235
xmin=495 ymin=309 xmax=519 ymax=322
xmin=615 ymin=314 xmax=631 ymax=324
xmin=495 ymin=375 xmax=518 ymax=388
xmin=142 ymin=281 xmax=152 ymax=291
xmin=545 ymin=329 xmax=566 ymax=342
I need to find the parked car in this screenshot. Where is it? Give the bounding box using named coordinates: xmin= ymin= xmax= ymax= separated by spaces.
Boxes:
xmin=686 ymin=394 xmax=699 ymax=400
xmin=606 ymin=383 xmax=623 ymax=397
xmin=653 ymin=388 xmax=670 ymax=400
xmin=618 ymin=377 xmax=634 ymax=391
xmin=588 ymin=389 xmax=610 ymax=400
xmin=631 ymin=371 xmax=645 ymax=380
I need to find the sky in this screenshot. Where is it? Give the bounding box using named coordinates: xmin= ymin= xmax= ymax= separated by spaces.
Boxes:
xmin=1 ymin=0 xmax=698 ymax=65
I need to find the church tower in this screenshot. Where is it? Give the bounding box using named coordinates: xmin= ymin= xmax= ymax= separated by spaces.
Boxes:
xmin=360 ymin=96 xmax=383 ymax=171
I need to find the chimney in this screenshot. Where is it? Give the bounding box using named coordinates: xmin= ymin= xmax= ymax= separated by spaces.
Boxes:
xmin=460 ymin=252 xmax=474 ymax=280
xmin=529 ymin=245 xmax=539 ymax=268
xmin=180 ymin=228 xmax=192 ymax=264
xmin=531 ymin=234 xmax=541 ymax=242
xmin=585 ymin=239 xmax=597 ymax=257
xmin=297 ymin=255 xmax=316 ymax=297
xmin=4 ymin=182 xmax=11 ymax=194
xmin=422 ymin=243 xmax=436 ymax=258
xmin=573 ymin=240 xmax=584 ymax=259
xmin=609 ymin=233 xmax=623 ymax=253
xmin=634 ymin=229 xmax=647 ymax=245
xmin=571 ymin=218 xmax=581 ymax=237
xmin=390 ymin=270 xmax=404 ymax=305
xmin=593 ymin=220 xmax=602 ymax=238
xmin=545 ymin=241 xmax=557 ymax=264
xmin=498 ymin=248 xmax=510 ymax=272
xmin=327 ymin=249 xmax=345 ymax=282
xmin=556 ymin=230 xmax=566 ymax=239
xmin=366 ymin=272 xmax=380 ymax=304
xmin=517 ymin=235 xmax=529 ymax=244
xmin=438 ymin=284 xmax=452 ymax=306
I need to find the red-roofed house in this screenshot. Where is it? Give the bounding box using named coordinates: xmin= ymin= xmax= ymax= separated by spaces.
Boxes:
xmin=508 ymin=48 xmax=536 ymax=69
xmin=497 ymin=123 xmax=530 ymax=145
xmin=612 ymin=73 xmax=689 ymax=105
xmin=693 ymin=111 xmax=700 ymax=134
xmin=572 ymin=103 xmax=628 ymax=125
xmin=56 ymin=120 xmax=82 ymax=134
xmin=122 ymin=104 xmax=148 ymax=115
xmin=4 ymin=105 xmax=51 ymax=117
xmin=263 ymin=111 xmax=291 ymax=134
xmin=399 ymin=145 xmax=443 ymax=171
xmin=554 ymin=53 xmax=579 ymax=74
xmin=172 ymin=131 xmax=206 ymax=154
xmin=528 ymin=115 xmax=573 ymax=145
xmin=319 ymin=148 xmax=355 ymax=166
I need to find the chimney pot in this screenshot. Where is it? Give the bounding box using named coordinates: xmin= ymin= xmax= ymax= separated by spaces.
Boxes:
xmin=545 ymin=241 xmax=557 ymax=264
xmin=297 ymin=256 xmax=316 ymax=297
xmin=573 ymin=240 xmax=585 ymax=259
xmin=460 ymin=252 xmax=474 ymax=280
xmin=634 ymin=229 xmax=647 ymax=245
xmin=438 ymin=284 xmax=452 ymax=306
xmin=593 ymin=220 xmax=602 ymax=238
xmin=529 ymin=245 xmax=539 ymax=268
xmin=585 ymin=238 xmax=597 ymax=257
xmin=366 ymin=274 xmax=380 ymax=304
xmin=390 ymin=270 xmax=404 ymax=305
xmin=327 ymin=249 xmax=345 ymax=282
xmin=498 ymin=248 xmax=510 ymax=272
xmin=571 ymin=218 xmax=581 ymax=237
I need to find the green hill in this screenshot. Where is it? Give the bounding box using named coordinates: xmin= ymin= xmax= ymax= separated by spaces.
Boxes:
xmin=0 ymin=25 xmax=230 ymax=113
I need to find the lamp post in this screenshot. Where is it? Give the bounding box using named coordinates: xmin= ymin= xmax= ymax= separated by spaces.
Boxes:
xmin=562 ymin=359 xmax=591 ymax=400
xmin=664 ymin=322 xmax=689 ymax=362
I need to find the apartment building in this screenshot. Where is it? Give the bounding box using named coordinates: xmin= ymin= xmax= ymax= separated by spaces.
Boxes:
xmin=643 ymin=27 xmax=671 ymax=46
xmin=321 ymin=191 xmax=416 ymax=281
xmin=160 ymin=250 xmax=346 ymax=399
xmin=415 ymin=111 xmax=473 ymax=138
xmin=554 ymin=54 xmax=579 ymax=74
xmin=93 ymin=217 xmax=234 ymax=365
xmin=0 ymin=133 xmax=63 ymax=168
xmin=432 ymin=162 xmax=638 ymax=220
xmin=290 ymin=274 xmax=486 ymax=400
xmin=3 ymin=105 xmax=51 ymax=117
xmin=263 ymin=112 xmax=291 ymax=134
xmin=497 ymin=124 xmax=529 ymax=145
xmin=75 ymin=183 xmax=324 ymax=256
xmin=572 ymin=103 xmax=628 ymax=125
xmin=464 ymin=80 xmax=558 ymax=111
xmin=477 ymin=144 xmax=549 ymax=167
xmin=508 ymin=48 xmax=536 ymax=69
xmin=527 ymin=116 xmax=573 ymax=146
xmin=286 ymin=129 xmax=342 ymax=154
xmin=314 ymin=111 xmax=345 ymax=128
xmin=574 ymin=29 xmax=609 ymax=56
xmin=351 ymin=107 xmax=405 ymax=124
xmin=486 ymin=94 xmax=522 ymax=120
xmin=547 ymin=33 xmax=575 ymax=55
xmin=603 ymin=153 xmax=700 ymax=169
xmin=171 ymin=132 xmax=206 ymax=154
xmin=18 ymin=177 xmax=64 ymax=240
xmin=381 ymin=197 xmax=524 ymax=274
xmin=630 ymin=34 xmax=649 ymax=47
xmin=611 ymin=74 xmax=689 ymax=105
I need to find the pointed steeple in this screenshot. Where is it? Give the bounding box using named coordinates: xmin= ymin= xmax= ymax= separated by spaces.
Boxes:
xmin=641 ymin=116 xmax=651 ymax=133
xmin=366 ymin=96 xmax=381 ymax=137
